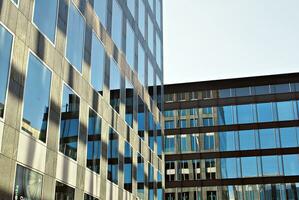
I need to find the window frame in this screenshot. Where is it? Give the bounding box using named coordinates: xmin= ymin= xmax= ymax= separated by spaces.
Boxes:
xmin=31 ymin=0 xmax=59 ymax=46
xmin=20 ymin=50 xmax=53 ymax=145
xmin=0 ymin=22 xmax=14 ymax=122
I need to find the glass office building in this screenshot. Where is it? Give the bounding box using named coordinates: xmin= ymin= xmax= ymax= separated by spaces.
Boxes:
xmin=164 ymin=73 xmax=299 ymax=200
xmin=0 ymin=0 xmax=163 ymax=199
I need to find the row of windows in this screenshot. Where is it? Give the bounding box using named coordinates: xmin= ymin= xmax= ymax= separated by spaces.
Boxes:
xmin=165 ymin=127 xmax=299 ymax=153
xmin=31 ymin=0 xmax=162 ymax=106
xmin=165 ymin=154 xmax=299 ymax=182
xmin=165 ymin=82 xmax=299 ymax=103
xmin=165 ymin=183 xmax=299 ymax=200
xmin=164 ymin=100 xmax=299 ymax=129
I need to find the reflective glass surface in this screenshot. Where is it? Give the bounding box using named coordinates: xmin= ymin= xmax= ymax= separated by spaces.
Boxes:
xmin=90 ymin=32 xmax=105 ymax=93
xmin=221 ymin=158 xmax=240 ymax=178
xmin=156 ymin=33 xmax=162 ymax=68
xmin=137 ymin=154 xmax=144 ymax=183
xmin=87 ymin=109 xmax=101 ymax=173
xmin=138 ymin=97 xmax=145 ymax=138
xmin=239 ymin=130 xmax=256 ymax=150
xmin=156 ymin=0 xmax=161 ymax=28
xmin=14 ymin=165 xmax=43 ymax=200
xmin=125 ymin=79 xmax=134 ymax=128
xmin=55 ymin=182 xmax=75 ymax=200
xmin=138 ymin=42 xmax=145 ymax=85
xmin=22 ymin=53 xmax=51 ymax=143
xmin=109 ymin=59 xmax=121 ymax=113
xmin=237 ymin=104 xmax=255 ymax=124
xmin=259 ymin=128 xmax=277 ymax=149
xmin=217 ymin=106 xmax=233 ymax=125
xmin=108 ymin=128 xmax=118 ymax=184
xmin=257 ymin=102 xmax=273 ymax=122
xmin=59 ymin=84 xmax=80 ymax=160
xmin=276 ymin=101 xmax=295 ymax=121
xmin=165 ymin=136 xmax=175 ymax=153
xmin=138 ymin=0 xmax=145 ymax=37
xmin=126 ymin=22 xmax=135 ymax=70
xmin=84 ymin=194 xmax=99 ymax=200
xmin=148 ymin=15 xmax=154 ymax=53
xmin=111 ymin=0 xmax=123 ymax=50
xmin=283 ymin=154 xmax=299 ymax=176
xmin=280 ymin=127 xmax=298 ymax=147
xmin=94 ymin=0 xmax=107 ymax=28
xmin=219 ymin=131 xmax=237 ymax=151
xmin=124 ymin=141 xmax=132 ymax=191
xmin=241 ymin=157 xmax=259 ymax=177
xmin=262 ymin=156 xmax=282 ymax=176
xmin=0 ymin=25 xmax=13 ymax=118
xmin=66 ymin=3 xmax=85 ymax=72
xmin=127 ymin=0 xmax=135 ymax=18
xmin=33 ymin=0 xmax=58 ymax=42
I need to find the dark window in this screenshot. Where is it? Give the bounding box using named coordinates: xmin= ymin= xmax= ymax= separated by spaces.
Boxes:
xmin=22 ymin=53 xmax=51 ymax=143
xmin=87 ymin=109 xmax=101 ymax=173
xmin=254 ymin=85 xmax=270 ymax=95
xmin=207 ymin=191 xmax=217 ymax=200
xmin=124 ymin=141 xmax=132 ymax=192
xmin=125 ymin=79 xmax=134 ymax=128
xmin=33 ymin=0 xmax=58 ymax=42
xmin=219 ymin=89 xmax=231 ymax=98
xmin=55 ymin=182 xmax=75 ymax=200
xmin=108 ymin=128 xmax=118 ymax=184
xmin=109 ymin=59 xmax=121 ymax=113
xmin=271 ymin=84 xmax=290 ymax=93
xmin=84 ymin=194 xmax=99 ymax=200
xmin=138 ymin=97 xmax=145 ymax=138
xmin=14 ymin=165 xmax=43 ymax=200
xmin=59 ymin=84 xmax=80 ymax=160
xmin=235 ymin=87 xmax=251 ymax=97
xmin=0 ymin=25 xmax=13 ymax=118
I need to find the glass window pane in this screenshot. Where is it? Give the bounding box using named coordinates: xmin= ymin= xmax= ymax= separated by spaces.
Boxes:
xmin=138 ymin=42 xmax=145 ymax=86
xmin=259 ymin=128 xmax=277 ymax=149
xmin=283 ymin=154 xmax=299 ymax=176
xmin=138 ymin=97 xmax=145 ymax=139
xmin=204 ymin=133 xmax=214 ymax=150
xmin=84 ymin=194 xmax=99 ymax=200
xmin=126 ymin=22 xmax=135 ymax=70
xmin=94 ymin=0 xmax=107 ymax=28
xmin=280 ymin=127 xmax=298 ymax=148
xmin=241 ymin=157 xmax=259 ymax=177
xmin=109 ymin=59 xmax=121 ymax=113
xmin=108 ymin=128 xmax=119 ymax=184
xmin=59 ymin=84 xmax=80 ymax=160
xmin=217 ymin=106 xmax=233 ymax=125
xmin=14 ymin=165 xmax=43 ymax=200
xmin=55 ymin=182 xmax=75 ymax=200
xmin=112 ymin=0 xmax=123 ymax=50
xmin=138 ymin=0 xmax=145 ymax=37
xmin=257 ymin=102 xmax=273 ymax=122
xmin=0 ymin=25 xmax=13 ymax=118
xmin=235 ymin=87 xmax=250 ymax=97
xmin=272 ymin=84 xmax=290 ymax=93
xmin=276 ymin=101 xmax=295 ymax=121
xmin=219 ymin=89 xmax=231 ymax=98
xmin=22 ymin=53 xmax=51 ymax=143
xmin=165 ymin=136 xmax=175 ymax=153
xmin=180 ymin=135 xmax=188 ymax=152
xmin=254 ymin=85 xmax=270 ymax=95
xmin=156 ymin=0 xmax=161 ymax=28
xmin=137 ymin=154 xmax=144 ymax=183
xmin=127 ymin=0 xmax=135 ymax=18
xmin=87 ymin=109 xmax=101 ymax=173
xmin=156 ymin=33 xmax=162 ymax=68
xmin=221 ymin=158 xmax=240 ymax=178
xmin=262 ymin=156 xmax=281 ymax=176
xmin=33 ymin=0 xmax=58 ymax=42
xmin=157 ymin=135 xmax=162 ymax=155
xmin=237 ymin=104 xmax=255 ymax=124
xmin=219 ymin=131 xmax=237 ymax=151
xmin=90 ymin=32 xmax=105 ymax=93
xmin=66 ymin=3 xmax=85 ymax=72
xmin=125 ymin=79 xmax=134 ymax=128
xmin=148 ymin=15 xmax=154 ymax=53
xmin=239 ymin=130 xmax=256 ymax=150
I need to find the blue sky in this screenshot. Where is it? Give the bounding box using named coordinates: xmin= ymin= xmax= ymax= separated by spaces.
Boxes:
xmin=163 ymin=0 xmax=299 ymax=84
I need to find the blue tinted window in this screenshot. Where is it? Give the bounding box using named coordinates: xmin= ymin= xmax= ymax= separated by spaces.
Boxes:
xmin=138 ymin=0 xmax=145 ymax=37
xmin=87 ymin=109 xmax=101 ymax=173
xmin=66 ymin=3 xmax=85 ymax=72
xmin=23 ymin=54 xmax=51 ymax=143
xmin=262 ymin=156 xmax=281 ymax=176
xmin=203 ymin=118 xmax=213 ymax=126
xmin=219 ymin=89 xmax=231 ymax=98
xmin=0 ymin=25 xmax=13 ymax=118
xmin=91 ymin=32 xmax=105 ymax=93
xmin=237 ymin=104 xmax=255 ymax=124
xmin=124 ymin=142 xmax=132 ymax=187
xmin=127 ymin=0 xmax=135 ymax=18
xmin=191 ymin=134 xmax=199 ymax=152
xmin=239 ymin=130 xmax=256 ymax=150
xmin=165 ymin=120 xmax=174 ymax=129
xmin=156 ymin=0 xmax=161 ymax=28
xmin=126 ymin=22 xmax=135 ymax=71
xmin=112 ymin=0 xmax=123 ymax=50
xmin=124 ymin=163 xmax=132 ymax=184
xmin=125 ymin=79 xmax=134 ymax=128
xmin=109 ymin=59 xmax=121 ymax=113
xmin=59 ymin=84 xmax=80 ymax=160
xmin=257 ymin=103 xmax=273 ymax=122
xmin=165 ymin=136 xmax=175 ymax=153
xmin=190 ymin=119 xmax=197 ymax=127
xmin=157 ymin=135 xmax=162 ymax=155
xmin=259 ymin=129 xmax=277 ymax=149
xmin=276 ymin=101 xmax=295 ymax=121
xmin=280 ymin=127 xmax=298 ymax=148
xmin=149 ymin=135 xmax=155 ymax=151
xmin=272 ymin=84 xmax=290 ymax=93
xmin=148 ymin=0 xmax=154 ymax=10
xmin=221 ymin=158 xmax=240 ymax=178
xmin=217 ymin=106 xmax=234 ymax=125
xmin=137 ymin=154 xmax=144 ymax=182
xmin=156 ymin=33 xmax=162 ymax=68
xmin=219 ymin=131 xmax=237 ymax=151
xmin=180 ymin=119 xmax=186 ymax=128
xmin=94 ymin=0 xmax=107 ymax=28
xmin=138 ymin=42 xmax=145 ymax=86
xmin=241 ymin=157 xmax=259 ymax=177
xmin=283 ymin=154 xmax=299 ymax=176
xmin=254 ymin=85 xmax=270 ymax=95
xmin=138 ymin=97 xmax=145 ymax=134
xmin=180 ymin=135 xmax=188 ymax=152
xmin=164 ymin=110 xmax=173 ymax=117
xmin=203 ymin=107 xmax=212 ymax=114
xmin=148 ymin=15 xmax=154 ymax=53
xmin=235 ymin=87 xmax=250 ymax=97
xmin=33 ymin=0 xmax=57 ymax=43
xmin=204 ymin=133 xmax=214 ymax=150
xmin=148 ymin=164 xmax=154 ymax=182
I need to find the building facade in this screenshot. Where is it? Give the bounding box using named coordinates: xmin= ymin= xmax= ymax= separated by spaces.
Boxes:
xmin=164 ymin=73 xmax=299 ymax=200
xmin=0 ymin=0 xmax=163 ymax=199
